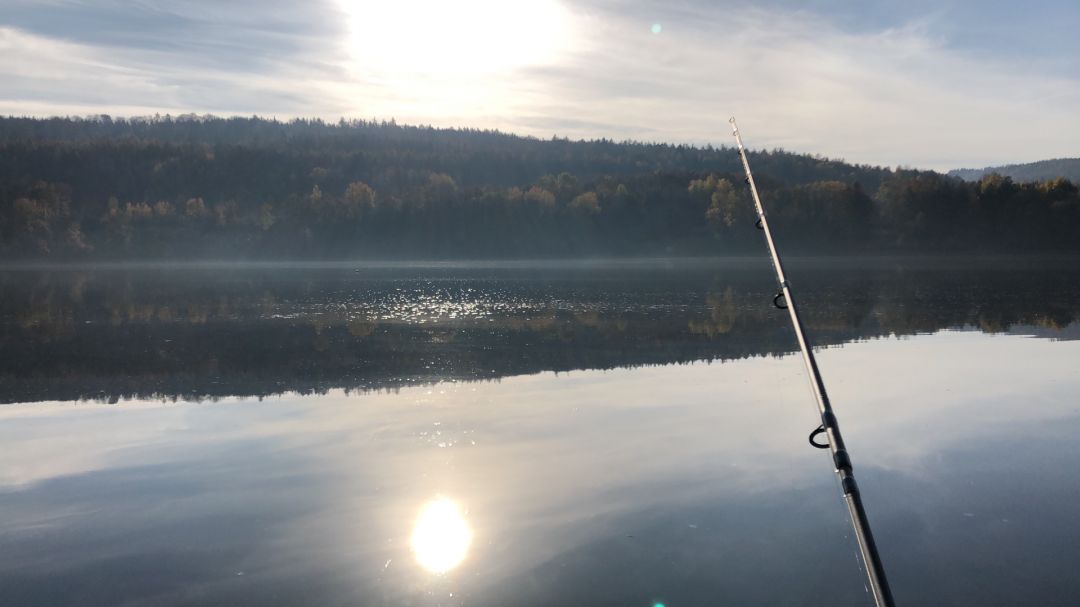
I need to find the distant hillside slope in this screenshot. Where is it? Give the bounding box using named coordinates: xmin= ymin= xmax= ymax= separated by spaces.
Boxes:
xmin=0 ymin=114 xmax=893 ymax=190
xmin=949 ymin=158 xmax=1080 ymax=182
xmin=1 ymin=115 xmax=1078 ymax=259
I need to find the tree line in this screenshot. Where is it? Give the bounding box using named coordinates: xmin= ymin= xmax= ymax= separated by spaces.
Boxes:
xmin=1 ymin=115 xmax=1077 ymax=259
xmin=949 ymin=157 xmax=1080 ymax=183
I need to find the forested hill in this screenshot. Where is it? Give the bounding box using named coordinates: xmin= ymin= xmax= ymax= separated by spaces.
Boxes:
xmin=1 ymin=115 xmax=1078 ymax=259
xmin=949 ymin=158 xmax=1080 ymax=183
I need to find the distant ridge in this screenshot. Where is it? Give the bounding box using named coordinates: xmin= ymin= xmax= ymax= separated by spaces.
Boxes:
xmin=949 ymin=158 xmax=1080 ymax=182
xmin=2 ymin=115 xmax=1079 ymax=259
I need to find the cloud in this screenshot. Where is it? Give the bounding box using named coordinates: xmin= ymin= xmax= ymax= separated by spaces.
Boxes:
xmin=0 ymin=0 xmax=350 ymax=115
xmin=0 ymin=25 xmax=342 ymax=116
xmin=1 ymin=0 xmax=344 ymax=65
xmin=0 ymin=0 xmax=1077 ymax=169
xmin=492 ymin=2 xmax=1080 ymax=169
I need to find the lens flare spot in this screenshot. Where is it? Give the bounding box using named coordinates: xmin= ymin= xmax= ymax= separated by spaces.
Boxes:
xmin=651 ymin=23 xmax=662 ymax=34
xmin=410 ymin=497 xmax=472 ymax=573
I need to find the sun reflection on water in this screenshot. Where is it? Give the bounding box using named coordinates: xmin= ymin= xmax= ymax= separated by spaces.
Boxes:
xmin=410 ymin=497 xmax=472 ymax=574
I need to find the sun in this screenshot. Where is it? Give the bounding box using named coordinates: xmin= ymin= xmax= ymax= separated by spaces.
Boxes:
xmin=337 ymin=0 xmax=572 ymax=76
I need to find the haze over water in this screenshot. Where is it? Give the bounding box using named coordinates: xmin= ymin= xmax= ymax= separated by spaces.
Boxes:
xmin=1 ymin=258 xmax=1079 ymax=606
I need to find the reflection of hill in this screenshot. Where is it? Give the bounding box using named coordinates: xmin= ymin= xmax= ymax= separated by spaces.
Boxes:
xmin=1 ymin=261 xmax=1077 ymax=405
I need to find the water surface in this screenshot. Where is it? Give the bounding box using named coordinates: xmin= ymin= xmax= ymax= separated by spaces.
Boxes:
xmin=1 ymin=258 xmax=1078 ymax=606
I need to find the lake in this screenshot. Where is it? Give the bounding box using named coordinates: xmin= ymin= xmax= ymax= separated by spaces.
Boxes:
xmin=1 ymin=258 xmax=1079 ymax=606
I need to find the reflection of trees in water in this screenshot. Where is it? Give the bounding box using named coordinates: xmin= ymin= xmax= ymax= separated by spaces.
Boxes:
xmin=1 ymin=263 xmax=1078 ymax=405
xmin=689 ymin=288 xmax=739 ymax=337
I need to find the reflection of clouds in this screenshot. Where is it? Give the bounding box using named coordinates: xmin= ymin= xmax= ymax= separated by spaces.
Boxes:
xmin=814 ymin=331 xmax=1080 ymax=471
xmin=0 ymin=397 xmax=290 ymax=487
xmin=3 ymin=330 xmax=1078 ymax=492
xmin=1 ymin=330 xmax=1078 ymax=603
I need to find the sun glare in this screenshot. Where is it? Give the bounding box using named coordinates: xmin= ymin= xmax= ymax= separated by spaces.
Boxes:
xmin=338 ymin=0 xmax=571 ymax=76
xmin=410 ymin=497 xmax=473 ymax=574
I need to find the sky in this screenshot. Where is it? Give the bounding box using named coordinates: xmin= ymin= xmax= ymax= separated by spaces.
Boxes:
xmin=0 ymin=0 xmax=1078 ymax=170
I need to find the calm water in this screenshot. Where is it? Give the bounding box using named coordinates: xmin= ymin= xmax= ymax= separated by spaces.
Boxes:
xmin=1 ymin=258 xmax=1079 ymax=606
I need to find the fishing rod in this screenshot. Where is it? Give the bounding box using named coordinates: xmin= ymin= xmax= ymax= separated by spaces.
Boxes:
xmin=728 ymin=117 xmax=895 ymax=607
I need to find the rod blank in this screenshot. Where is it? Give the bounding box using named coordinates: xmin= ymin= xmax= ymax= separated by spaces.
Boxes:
xmin=729 ymin=117 xmax=895 ymax=607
